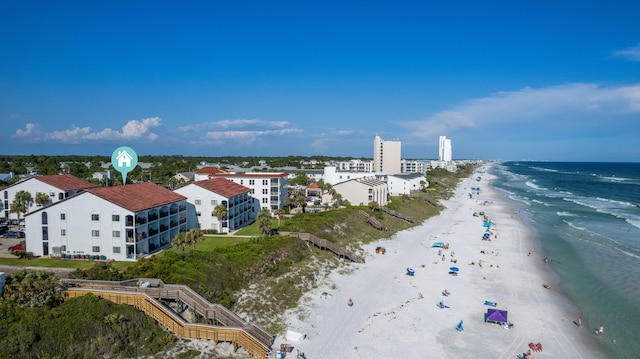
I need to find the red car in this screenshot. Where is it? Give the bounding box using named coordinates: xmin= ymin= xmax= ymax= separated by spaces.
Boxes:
xmin=9 ymin=241 xmax=25 ymax=252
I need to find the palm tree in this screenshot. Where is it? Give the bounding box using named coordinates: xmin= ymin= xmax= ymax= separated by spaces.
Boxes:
xmin=257 ymin=208 xmax=272 ymax=237
xmin=295 ymin=195 xmax=307 ymax=213
xmin=35 ymin=192 xmax=50 ymax=207
xmin=274 ymin=208 xmax=286 ymax=226
xmin=10 ymin=190 xmax=32 ymax=222
xmin=186 ymin=228 xmax=204 ymax=248
xmin=211 ymin=204 xmax=228 ymax=232
xmin=172 ymin=232 xmax=189 ymax=258
xmin=284 ymin=196 xmax=295 ymax=211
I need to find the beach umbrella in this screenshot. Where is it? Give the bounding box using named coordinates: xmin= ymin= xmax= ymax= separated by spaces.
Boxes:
xmin=449 ymin=267 xmax=459 ymax=272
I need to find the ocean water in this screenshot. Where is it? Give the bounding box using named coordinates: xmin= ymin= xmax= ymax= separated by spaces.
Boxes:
xmin=490 ymin=162 xmax=640 ymax=359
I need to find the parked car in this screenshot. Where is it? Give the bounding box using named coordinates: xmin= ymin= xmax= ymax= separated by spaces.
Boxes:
xmin=9 ymin=240 xmax=26 ymax=252
xmin=4 ymin=231 xmax=25 ymax=239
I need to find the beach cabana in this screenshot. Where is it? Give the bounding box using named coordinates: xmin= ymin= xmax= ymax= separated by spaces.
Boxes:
xmin=485 ymin=308 xmax=508 ymax=324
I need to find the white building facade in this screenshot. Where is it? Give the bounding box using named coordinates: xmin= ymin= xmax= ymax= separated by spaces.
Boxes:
xmin=387 ymin=173 xmax=426 ymax=195
xmin=2 ymin=174 xmax=96 ymax=221
xmin=204 ymin=172 xmax=289 ymax=213
xmin=373 ymin=135 xmax=402 ymax=174
xmin=24 ymin=182 xmax=187 ymax=261
xmin=333 ymin=177 xmax=389 ymax=207
xmin=439 ymin=135 xmax=453 ymax=162
xmin=173 ymin=178 xmax=252 ymax=233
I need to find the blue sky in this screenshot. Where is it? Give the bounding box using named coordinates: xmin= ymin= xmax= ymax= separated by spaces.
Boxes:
xmin=1 ymin=1 xmax=639 ymax=161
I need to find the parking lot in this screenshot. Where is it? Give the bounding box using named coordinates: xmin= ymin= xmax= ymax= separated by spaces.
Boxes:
xmin=0 ymin=225 xmax=26 ymax=258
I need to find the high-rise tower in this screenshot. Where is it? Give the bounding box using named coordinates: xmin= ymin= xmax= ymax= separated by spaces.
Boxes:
xmin=374 ymin=135 xmax=402 ymax=174
xmin=439 ymin=136 xmax=452 ymax=162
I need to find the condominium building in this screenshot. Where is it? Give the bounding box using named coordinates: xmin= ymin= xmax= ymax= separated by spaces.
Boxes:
xmin=439 ymin=136 xmax=453 ymax=162
xmin=173 ymin=178 xmax=253 ymax=233
xmin=196 ymin=168 xmax=289 ymax=212
xmin=2 ymin=174 xmax=96 ymax=220
xmin=373 ymin=135 xmax=402 ymax=174
xmin=24 ymin=182 xmax=188 ymax=261
xmin=333 ymin=177 xmax=389 ymax=206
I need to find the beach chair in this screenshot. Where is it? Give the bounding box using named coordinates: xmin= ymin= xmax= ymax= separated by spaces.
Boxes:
xmin=456 ymin=320 xmax=464 ymax=332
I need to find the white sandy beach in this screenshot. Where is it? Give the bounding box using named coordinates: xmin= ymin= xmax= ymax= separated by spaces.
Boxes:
xmin=272 ymin=165 xmax=609 ymax=359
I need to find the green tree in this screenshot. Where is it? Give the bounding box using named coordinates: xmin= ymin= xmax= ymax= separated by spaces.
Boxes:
xmin=274 ymin=208 xmax=286 ymax=227
xmin=368 ymin=200 xmax=380 ymax=211
xmin=295 ymin=195 xmax=307 ymax=213
xmin=185 ymin=228 xmax=204 ymax=248
xmin=172 ymin=232 xmax=189 ymax=258
xmin=9 ymin=190 xmax=32 ymax=221
xmin=35 ymin=192 xmax=50 ymax=207
xmin=257 ymin=208 xmax=272 ymax=237
xmin=212 ymin=204 xmax=228 ymax=228
xmin=2 ymin=270 xmax=61 ymax=308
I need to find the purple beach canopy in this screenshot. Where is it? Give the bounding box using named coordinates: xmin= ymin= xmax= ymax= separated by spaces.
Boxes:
xmin=486 ymin=308 xmax=508 ymax=323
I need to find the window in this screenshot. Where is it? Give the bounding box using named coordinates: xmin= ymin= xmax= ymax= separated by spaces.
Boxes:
xmin=112 ymin=230 xmax=121 ymax=237
xmin=263 ymin=179 xmax=268 ymax=185
xmin=61 ymin=245 xmax=66 ymax=252
xmin=196 ymin=212 xmax=201 ymax=217
xmin=262 ymin=189 xmax=268 ymax=194
xmin=240 ymin=180 xmax=243 ymax=185
xmin=195 ymin=199 xmax=201 ymax=205
xmin=211 ymin=199 xmax=217 ymax=205
xmin=91 ymin=213 xmax=100 ymax=221
xmin=112 ymin=214 xmax=120 ymax=222
xmin=42 ymin=212 xmax=48 ymax=225
xmin=249 ymin=179 xmax=255 ymax=185
xmin=92 ymin=230 xmax=100 ymax=237
xmin=61 ymin=229 xmax=66 ymax=236
xmin=92 ymin=246 xmax=100 ymax=253
xmin=60 ymin=213 xmax=66 ymax=220
xmin=113 ymin=247 xmax=121 ymax=254
xmin=262 ymin=198 xmax=268 ymax=204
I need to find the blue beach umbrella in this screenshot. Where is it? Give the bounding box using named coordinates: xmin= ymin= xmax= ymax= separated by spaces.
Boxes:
xmin=449 ymin=267 xmax=459 ymax=272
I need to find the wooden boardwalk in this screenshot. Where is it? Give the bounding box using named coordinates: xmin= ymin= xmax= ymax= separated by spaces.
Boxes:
xmin=61 ymin=278 xmax=273 ymax=358
xmin=281 ymin=232 xmax=365 ymax=263
xmin=382 ymin=207 xmax=415 ymax=223
xmin=357 ymin=210 xmax=389 ymax=231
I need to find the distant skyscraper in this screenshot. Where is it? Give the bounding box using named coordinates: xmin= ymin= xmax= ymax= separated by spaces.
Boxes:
xmin=439 ymin=136 xmax=452 ymax=162
xmin=373 ymin=135 xmax=402 ymax=174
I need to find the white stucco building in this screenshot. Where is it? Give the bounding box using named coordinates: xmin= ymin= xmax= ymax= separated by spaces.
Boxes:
xmin=439 ymin=135 xmax=453 ymax=162
xmin=195 ymin=167 xmax=289 ymax=212
xmin=2 ymin=174 xmax=96 ymax=221
xmin=173 ymin=178 xmax=253 ymax=233
xmin=333 ymin=177 xmax=389 ymax=207
xmin=387 ymin=173 xmax=426 ymax=195
xmin=374 ymin=135 xmax=402 ymax=174
xmin=24 ymin=182 xmax=187 ymax=261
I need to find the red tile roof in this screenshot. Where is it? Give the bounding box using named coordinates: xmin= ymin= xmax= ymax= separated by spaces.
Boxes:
xmin=88 ymin=182 xmax=186 ymax=212
xmin=193 ymin=178 xmax=250 ymax=198
xmin=307 ymin=183 xmax=320 ymax=189
xmin=195 ymin=166 xmax=228 ymax=175
xmin=35 ymin=174 xmax=96 ymax=191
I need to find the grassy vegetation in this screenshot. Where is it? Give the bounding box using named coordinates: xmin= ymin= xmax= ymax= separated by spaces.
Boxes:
xmin=0 ymin=257 xmax=135 ymax=271
xmin=0 ymin=293 xmax=175 ymax=359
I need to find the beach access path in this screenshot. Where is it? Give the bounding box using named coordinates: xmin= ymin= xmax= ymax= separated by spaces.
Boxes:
xmin=274 ymin=166 xmax=609 ymax=358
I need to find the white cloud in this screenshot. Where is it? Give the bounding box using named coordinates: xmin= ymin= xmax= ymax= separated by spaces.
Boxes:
xmin=612 ymin=44 xmax=640 ymax=61
xmin=402 ymin=83 xmax=640 ymax=139
xmin=179 ymin=119 xmax=289 ymax=132
xmin=14 ymin=123 xmax=44 ymax=143
xmin=206 ymin=128 xmax=303 ymax=145
xmin=39 ymin=117 xmax=162 ymax=143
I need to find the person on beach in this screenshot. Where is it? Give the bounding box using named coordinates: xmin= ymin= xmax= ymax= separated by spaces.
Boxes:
xmin=347 ymin=298 xmax=353 ymax=307
xmin=578 ymin=316 xmax=583 ymax=327
xmin=596 ymin=324 xmax=604 ymax=335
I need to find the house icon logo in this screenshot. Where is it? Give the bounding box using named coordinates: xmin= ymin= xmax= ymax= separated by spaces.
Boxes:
xmin=111 ymin=146 xmax=138 ymax=184
xmin=116 ymin=150 xmax=133 ymax=168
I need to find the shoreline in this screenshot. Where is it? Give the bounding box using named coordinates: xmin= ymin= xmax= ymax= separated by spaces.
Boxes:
xmin=273 ymin=165 xmax=609 ymax=358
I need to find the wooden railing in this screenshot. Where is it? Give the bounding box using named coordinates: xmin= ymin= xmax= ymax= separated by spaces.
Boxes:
xmin=60 ymin=279 xmax=273 ymax=358
xmin=356 ymin=210 xmax=388 ymax=231
xmin=382 ymin=207 xmax=415 ymax=223
xmin=281 ymin=232 xmax=365 ymax=263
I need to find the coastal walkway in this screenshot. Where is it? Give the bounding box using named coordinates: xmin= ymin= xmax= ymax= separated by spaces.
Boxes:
xmin=60 ymin=278 xmax=273 ymax=358
xmin=280 ymin=231 xmax=366 ymax=263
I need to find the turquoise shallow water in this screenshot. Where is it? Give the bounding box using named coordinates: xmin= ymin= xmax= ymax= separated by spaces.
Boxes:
xmin=490 ymin=162 xmax=640 ymax=359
